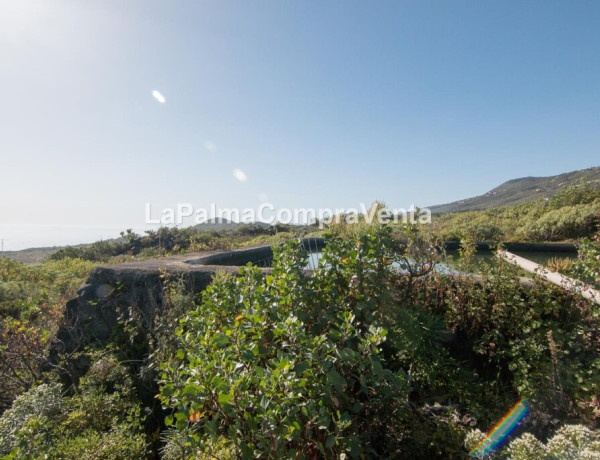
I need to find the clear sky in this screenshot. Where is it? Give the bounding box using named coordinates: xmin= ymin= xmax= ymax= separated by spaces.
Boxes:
xmin=1 ymin=0 xmax=599 ymax=250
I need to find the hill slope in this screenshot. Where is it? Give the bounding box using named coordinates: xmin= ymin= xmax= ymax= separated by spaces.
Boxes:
xmin=0 ymin=247 xmax=63 ymax=264
xmin=430 ymin=167 xmax=600 ymax=214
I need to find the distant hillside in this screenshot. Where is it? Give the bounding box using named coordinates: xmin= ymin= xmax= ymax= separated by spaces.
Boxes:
xmin=430 ymin=167 xmax=600 ymax=214
xmin=0 ymin=246 xmax=63 ymax=264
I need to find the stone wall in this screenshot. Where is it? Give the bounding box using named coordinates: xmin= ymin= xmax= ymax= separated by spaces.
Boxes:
xmin=50 ymin=238 xmax=326 ymax=359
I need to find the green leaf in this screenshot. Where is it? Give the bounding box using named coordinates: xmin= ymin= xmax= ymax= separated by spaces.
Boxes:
xmin=218 ymin=391 xmax=233 ymax=404
xmin=326 ymin=434 xmax=336 ymax=449
xmin=182 ymin=384 xmax=197 ymax=396
xmin=327 ymin=369 xmax=347 ymax=392
xmin=260 ymin=395 xmax=270 ymax=410
xmin=338 ymin=347 xmax=356 ymax=363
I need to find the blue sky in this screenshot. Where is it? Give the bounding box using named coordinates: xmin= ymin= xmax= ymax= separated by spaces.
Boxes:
xmin=1 ymin=0 xmax=599 ymax=249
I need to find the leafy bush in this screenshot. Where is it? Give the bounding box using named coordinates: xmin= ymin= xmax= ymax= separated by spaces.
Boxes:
xmin=47 ymin=426 xmax=148 ymax=460
xmin=160 ymin=227 xmax=411 ymax=458
xmin=549 ymin=184 xmax=600 ymax=208
xmin=0 ymin=383 xmax=64 ymax=456
xmin=503 ymin=432 xmax=547 ymax=459
xmin=505 ymin=424 xmax=600 ymax=459
xmin=0 ymin=257 xmax=97 ymax=410
xmin=568 ymin=237 xmax=600 ymax=290
xmin=0 ymin=354 xmax=148 ymax=459
xmin=463 ymin=428 xmax=485 ymax=453
xmin=431 ymin=184 xmax=600 ymax=243
xmin=161 ymin=429 xmax=237 ymax=460
xmin=520 ymin=203 xmax=599 ymax=241
xmin=466 ymin=222 xmax=504 ymax=242
xmin=445 ymin=260 xmax=600 ymax=421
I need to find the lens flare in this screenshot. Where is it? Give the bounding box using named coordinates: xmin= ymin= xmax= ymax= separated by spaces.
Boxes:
xmin=470 ymin=397 xmax=529 ymax=458
xmin=152 ymin=90 xmax=166 ymax=103
xmin=233 ymin=169 xmax=247 ymax=182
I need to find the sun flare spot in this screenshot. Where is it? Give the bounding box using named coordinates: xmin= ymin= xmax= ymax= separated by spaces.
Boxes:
xmin=233 ymin=169 xmax=247 ymax=182
xmin=152 ymin=90 xmax=166 ymax=104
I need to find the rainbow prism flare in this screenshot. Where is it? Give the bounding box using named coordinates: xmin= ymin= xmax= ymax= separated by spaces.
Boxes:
xmin=470 ymin=397 xmax=530 ymax=458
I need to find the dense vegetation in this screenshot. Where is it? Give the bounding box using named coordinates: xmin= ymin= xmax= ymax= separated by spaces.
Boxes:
xmin=0 ymin=183 xmax=583 ymax=271
xmin=39 ymin=185 xmax=600 ymax=268
xmin=0 ymin=258 xmax=97 ymax=410
xmin=430 ymin=184 xmax=600 ymax=243
xmin=48 ymin=223 xmax=319 ymax=263
xmin=154 ymin=227 xmax=600 ymax=458
xmin=1 ymin=196 xmax=599 ymax=458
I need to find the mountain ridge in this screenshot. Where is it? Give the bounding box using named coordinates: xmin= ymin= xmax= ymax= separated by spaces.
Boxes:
xmin=429 ymin=166 xmax=600 ymax=214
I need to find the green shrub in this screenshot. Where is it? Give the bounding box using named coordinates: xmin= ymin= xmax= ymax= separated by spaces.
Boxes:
xmin=444 ymin=259 xmax=600 ymax=418
xmin=430 ymin=184 xmax=600 ymax=243
xmin=549 ymin=184 xmax=600 ymax=208
xmin=466 ymin=222 xmax=504 ymax=242
xmin=159 ymin=227 xmax=410 ymax=458
xmin=505 ymin=424 xmax=600 ymax=460
xmin=505 ymin=432 xmax=547 ymax=459
xmin=46 ymin=426 xmax=147 ymax=460
xmin=464 ymin=428 xmax=485 ymax=453
xmin=0 ymin=354 xmax=148 ymax=459
xmin=161 ymin=428 xmax=237 ymax=460
xmin=0 ymin=383 xmax=64 ymax=456
xmin=519 ymin=203 xmax=599 ymax=241
xmin=0 ymin=257 xmax=97 ymax=410
xmin=568 ymin=237 xmax=600 ymax=290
